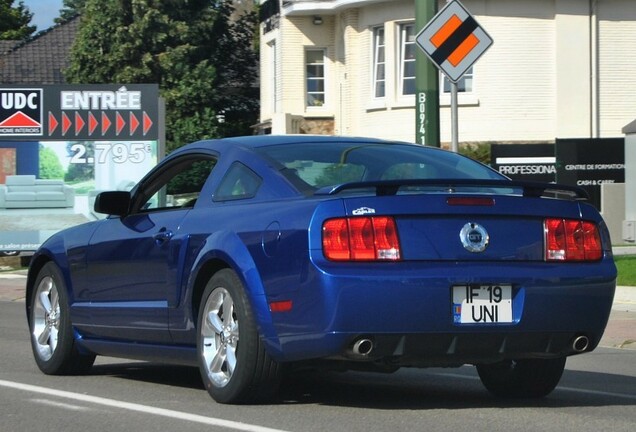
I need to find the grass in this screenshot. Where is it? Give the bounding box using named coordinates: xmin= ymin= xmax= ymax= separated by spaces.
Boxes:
xmin=615 ymin=255 xmax=636 ymax=286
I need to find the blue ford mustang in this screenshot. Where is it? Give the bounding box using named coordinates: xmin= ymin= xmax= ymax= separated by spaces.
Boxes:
xmin=26 ymin=135 xmax=616 ymax=404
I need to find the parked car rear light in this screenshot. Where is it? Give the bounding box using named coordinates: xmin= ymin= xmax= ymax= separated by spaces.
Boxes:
xmin=545 ymin=218 xmax=602 ymax=261
xmin=323 ymin=216 xmax=401 ymax=261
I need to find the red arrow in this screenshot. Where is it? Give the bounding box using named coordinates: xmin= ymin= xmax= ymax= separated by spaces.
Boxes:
xmin=116 ymin=112 xmax=125 ymax=135
xmin=48 ymin=112 xmax=58 ymax=135
xmin=61 ymin=112 xmax=72 ymax=135
xmin=101 ymin=112 xmax=111 ymax=135
xmin=88 ymin=112 xmax=98 ymax=135
xmin=143 ymin=111 xmax=153 ymax=136
xmin=129 ymin=112 xmax=140 ymax=135
xmin=75 ymin=112 xmax=85 ymax=135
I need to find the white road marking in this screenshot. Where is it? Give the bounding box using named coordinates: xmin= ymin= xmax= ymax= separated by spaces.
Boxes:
xmin=31 ymin=398 xmax=94 ymax=411
xmin=0 ymin=379 xmax=291 ymax=432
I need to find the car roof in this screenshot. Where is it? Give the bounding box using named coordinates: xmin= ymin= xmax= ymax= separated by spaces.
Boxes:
xmin=179 ymin=135 xmax=410 ymax=154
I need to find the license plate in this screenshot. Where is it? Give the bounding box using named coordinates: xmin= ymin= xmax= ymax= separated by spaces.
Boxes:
xmin=452 ymin=284 xmax=513 ymax=324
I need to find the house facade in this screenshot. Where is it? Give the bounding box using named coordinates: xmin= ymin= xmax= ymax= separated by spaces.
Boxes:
xmin=258 ymin=0 xmax=636 ymax=146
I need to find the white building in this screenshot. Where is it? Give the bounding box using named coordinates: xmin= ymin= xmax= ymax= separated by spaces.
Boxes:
xmin=258 ymin=0 xmax=636 ymax=147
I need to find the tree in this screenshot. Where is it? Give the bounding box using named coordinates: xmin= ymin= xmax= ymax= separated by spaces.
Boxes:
xmin=64 ymin=141 xmax=94 ymax=182
xmin=0 ymin=0 xmax=36 ymax=40
xmin=55 ymin=0 xmax=86 ymax=24
xmin=209 ymin=1 xmax=260 ymax=138
xmin=66 ymin=0 xmax=260 ymax=153
xmin=39 ymin=146 xmax=65 ymax=179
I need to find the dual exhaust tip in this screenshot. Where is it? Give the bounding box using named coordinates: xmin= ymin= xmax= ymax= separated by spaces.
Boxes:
xmin=350 ymin=334 xmax=589 ymax=358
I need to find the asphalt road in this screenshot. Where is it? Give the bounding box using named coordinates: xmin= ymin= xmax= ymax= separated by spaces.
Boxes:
xmin=1 ymin=300 xmax=635 ymax=432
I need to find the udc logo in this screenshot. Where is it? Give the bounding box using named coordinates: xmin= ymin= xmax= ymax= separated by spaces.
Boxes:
xmin=0 ymin=88 xmax=43 ymax=136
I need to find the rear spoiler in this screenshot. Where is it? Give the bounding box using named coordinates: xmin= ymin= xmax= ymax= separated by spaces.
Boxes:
xmin=314 ymin=179 xmax=589 ymax=200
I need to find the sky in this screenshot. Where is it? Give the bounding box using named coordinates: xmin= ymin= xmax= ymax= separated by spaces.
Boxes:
xmin=21 ymin=0 xmax=65 ymax=32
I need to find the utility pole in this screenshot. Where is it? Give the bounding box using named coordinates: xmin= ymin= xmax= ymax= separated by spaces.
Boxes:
xmin=415 ymin=0 xmax=440 ymax=147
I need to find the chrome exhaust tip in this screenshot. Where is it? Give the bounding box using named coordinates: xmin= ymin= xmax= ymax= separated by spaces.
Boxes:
xmin=352 ymin=338 xmax=374 ymax=356
xmin=572 ymin=335 xmax=590 ymax=352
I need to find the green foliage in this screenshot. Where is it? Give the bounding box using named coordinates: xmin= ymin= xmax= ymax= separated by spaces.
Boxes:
xmin=167 ymin=160 xmax=215 ymax=195
xmin=459 ymin=142 xmax=491 ymax=165
xmin=314 ymin=164 xmax=365 ymax=188
xmin=66 ymin=0 xmax=260 ymax=153
xmin=0 ymin=0 xmax=35 ymax=39
xmin=39 ymin=147 xmax=65 ymax=179
xmin=615 ymin=255 xmax=636 ymax=286
xmin=64 ymin=142 xmax=94 ymax=182
xmin=55 ymin=0 xmax=85 ymax=24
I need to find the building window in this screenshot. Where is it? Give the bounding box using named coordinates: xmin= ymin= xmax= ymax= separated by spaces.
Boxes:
xmin=399 ymin=23 xmax=416 ymax=96
xmin=372 ymin=26 xmax=386 ymax=98
xmin=306 ymin=49 xmax=325 ymax=107
xmin=442 ymin=67 xmax=474 ymax=93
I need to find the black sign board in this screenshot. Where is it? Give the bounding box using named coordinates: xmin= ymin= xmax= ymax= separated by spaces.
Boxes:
xmin=490 ymin=143 xmax=556 ymax=183
xmin=1 ymin=84 xmax=162 ymax=252
xmin=0 ymin=84 xmax=159 ymax=140
xmin=556 ymin=138 xmax=625 ymax=209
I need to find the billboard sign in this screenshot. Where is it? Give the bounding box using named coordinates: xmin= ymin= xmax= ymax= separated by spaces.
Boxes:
xmin=0 ymin=84 xmax=163 ymax=253
xmin=0 ymin=88 xmax=44 ymax=136
xmin=491 ymin=143 xmax=556 ymax=183
xmin=555 ymin=138 xmax=624 ymax=209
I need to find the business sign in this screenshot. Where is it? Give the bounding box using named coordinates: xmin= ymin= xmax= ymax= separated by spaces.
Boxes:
xmin=491 ymin=144 xmax=556 ymax=183
xmin=416 ymin=0 xmax=493 ymax=82
xmin=0 ymin=84 xmax=158 ymax=140
xmin=0 ymin=88 xmax=43 ymax=136
xmin=0 ymin=84 xmax=163 ymax=253
xmin=555 ymin=138 xmax=624 ymax=209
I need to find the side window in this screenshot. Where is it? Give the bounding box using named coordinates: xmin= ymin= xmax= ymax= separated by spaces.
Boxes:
xmin=399 ymin=22 xmax=416 ymax=96
xmin=306 ymin=49 xmax=326 ymax=107
xmin=372 ymin=26 xmax=386 ymax=99
xmin=138 ymin=157 xmax=216 ymax=212
xmin=214 ymin=162 xmax=262 ymax=201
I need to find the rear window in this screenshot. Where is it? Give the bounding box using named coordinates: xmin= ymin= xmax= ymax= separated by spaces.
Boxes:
xmin=256 ymin=142 xmax=504 ymax=190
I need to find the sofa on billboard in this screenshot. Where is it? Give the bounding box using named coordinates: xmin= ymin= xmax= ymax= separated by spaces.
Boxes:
xmin=0 ymin=175 xmax=75 ymax=209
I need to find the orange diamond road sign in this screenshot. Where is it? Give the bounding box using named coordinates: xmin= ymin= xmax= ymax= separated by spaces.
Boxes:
xmin=416 ymin=0 xmax=493 ymax=83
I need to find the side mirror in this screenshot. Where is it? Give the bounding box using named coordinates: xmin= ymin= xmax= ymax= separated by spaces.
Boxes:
xmin=94 ymin=191 xmax=132 ymax=216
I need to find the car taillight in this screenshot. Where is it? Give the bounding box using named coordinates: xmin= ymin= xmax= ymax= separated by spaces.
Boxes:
xmin=322 ymin=216 xmax=401 ymax=261
xmin=544 ymin=218 xmax=602 ymax=261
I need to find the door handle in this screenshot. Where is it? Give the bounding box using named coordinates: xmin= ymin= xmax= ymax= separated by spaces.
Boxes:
xmin=153 ymin=228 xmax=174 ymax=245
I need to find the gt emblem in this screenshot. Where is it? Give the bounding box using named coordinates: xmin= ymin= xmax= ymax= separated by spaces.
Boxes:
xmin=460 ymin=222 xmax=489 ymax=253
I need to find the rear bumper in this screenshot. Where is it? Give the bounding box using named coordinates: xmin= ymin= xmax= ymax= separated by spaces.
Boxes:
xmin=276 ymin=331 xmax=597 ymax=367
xmin=264 ymin=259 xmax=616 ymax=363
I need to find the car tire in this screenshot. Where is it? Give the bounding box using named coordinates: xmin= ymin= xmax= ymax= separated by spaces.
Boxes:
xmin=197 ymin=269 xmax=282 ymax=404
xmin=29 ymin=262 xmax=95 ymax=375
xmin=476 ymin=357 xmax=566 ymax=398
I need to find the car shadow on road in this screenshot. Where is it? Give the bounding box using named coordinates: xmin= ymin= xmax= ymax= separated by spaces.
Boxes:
xmin=86 ymin=361 xmax=636 ymax=409
xmin=88 ymin=361 xmax=205 ymax=391
xmin=279 ymin=368 xmax=636 ymax=409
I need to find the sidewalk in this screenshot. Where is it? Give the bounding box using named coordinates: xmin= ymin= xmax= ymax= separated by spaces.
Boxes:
xmin=0 ymin=269 xmax=633 ymax=350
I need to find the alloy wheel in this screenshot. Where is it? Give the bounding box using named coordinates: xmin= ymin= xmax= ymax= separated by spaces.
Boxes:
xmin=200 ymin=287 xmax=240 ymax=388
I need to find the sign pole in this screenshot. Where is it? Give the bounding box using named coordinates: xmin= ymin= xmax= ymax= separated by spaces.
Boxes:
xmin=451 ymin=81 xmax=458 ymax=152
xmin=415 ymin=0 xmax=440 ymax=147
xmin=416 ymin=0 xmax=493 ymax=151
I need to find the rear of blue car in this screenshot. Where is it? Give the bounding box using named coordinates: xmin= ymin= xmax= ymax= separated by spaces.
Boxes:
xmin=264 ymin=191 xmax=615 ymax=365
xmin=252 ymin=140 xmax=616 ymax=398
